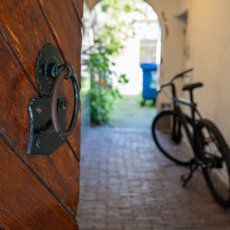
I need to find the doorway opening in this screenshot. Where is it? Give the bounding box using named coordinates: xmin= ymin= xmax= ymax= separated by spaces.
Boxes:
xmin=82 ymin=0 xmax=162 ymax=130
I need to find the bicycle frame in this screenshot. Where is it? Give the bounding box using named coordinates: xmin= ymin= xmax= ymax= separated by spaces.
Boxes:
xmin=169 ymin=83 xmax=203 ymax=160
xmin=155 ymin=70 xmax=230 ymax=204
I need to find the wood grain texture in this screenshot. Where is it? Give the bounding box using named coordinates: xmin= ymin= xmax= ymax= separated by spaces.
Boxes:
xmin=71 ymin=0 xmax=84 ymax=24
xmin=38 ymin=0 xmax=83 ymax=160
xmin=0 ymin=0 xmax=82 ymax=160
xmin=0 ymin=16 xmax=79 ymax=217
xmin=0 ymin=138 xmax=78 ymax=230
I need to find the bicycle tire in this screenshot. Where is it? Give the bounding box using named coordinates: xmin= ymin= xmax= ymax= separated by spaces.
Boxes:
xmin=151 ymin=110 xmax=194 ymax=166
xmin=197 ymin=119 xmax=230 ymax=208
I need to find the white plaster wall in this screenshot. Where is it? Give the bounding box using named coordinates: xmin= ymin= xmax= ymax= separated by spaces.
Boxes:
xmin=146 ymin=0 xmax=186 ymax=85
xmin=185 ymin=0 xmax=230 ymax=143
xmin=146 ymin=0 xmax=187 ymax=106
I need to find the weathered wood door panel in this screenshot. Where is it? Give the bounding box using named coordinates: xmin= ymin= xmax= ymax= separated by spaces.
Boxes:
xmin=0 ymin=0 xmax=82 ymax=228
xmin=0 ymin=139 xmax=77 ymax=230
xmin=0 ymin=0 xmax=82 ymax=161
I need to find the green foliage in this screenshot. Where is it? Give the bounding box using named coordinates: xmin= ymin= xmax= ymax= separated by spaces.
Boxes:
xmin=84 ymin=36 xmax=126 ymax=124
xmin=84 ymin=0 xmax=144 ymax=124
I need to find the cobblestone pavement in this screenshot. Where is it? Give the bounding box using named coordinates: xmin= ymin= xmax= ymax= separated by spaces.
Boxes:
xmin=78 ymin=127 xmax=230 ymax=230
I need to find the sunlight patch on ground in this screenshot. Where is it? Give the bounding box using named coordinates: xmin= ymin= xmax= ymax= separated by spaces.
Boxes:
xmin=109 ymin=95 xmax=157 ymax=129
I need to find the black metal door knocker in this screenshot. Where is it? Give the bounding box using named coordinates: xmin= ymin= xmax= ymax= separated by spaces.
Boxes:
xmin=27 ymin=44 xmax=80 ymax=155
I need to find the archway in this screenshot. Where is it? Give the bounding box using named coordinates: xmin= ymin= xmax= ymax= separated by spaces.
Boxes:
xmin=82 ymin=0 xmax=162 ymax=129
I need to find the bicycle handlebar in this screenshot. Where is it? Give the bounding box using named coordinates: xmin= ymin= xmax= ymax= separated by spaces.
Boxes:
xmin=160 ymin=68 xmax=193 ymax=90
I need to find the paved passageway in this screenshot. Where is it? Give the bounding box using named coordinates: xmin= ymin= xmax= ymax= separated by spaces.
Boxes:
xmin=78 ymin=126 xmax=230 ymax=230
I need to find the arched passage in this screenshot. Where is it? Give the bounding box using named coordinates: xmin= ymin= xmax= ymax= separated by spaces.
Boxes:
xmin=85 ymin=0 xmax=164 ymax=67
xmin=85 ymin=0 xmax=186 ymax=74
xmin=82 ymin=0 xmax=165 ymax=128
xmin=81 ymin=0 xmax=187 ymax=134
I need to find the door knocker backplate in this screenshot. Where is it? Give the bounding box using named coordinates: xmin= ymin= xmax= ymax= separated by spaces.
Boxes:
xmin=27 ymin=44 xmax=80 ymax=155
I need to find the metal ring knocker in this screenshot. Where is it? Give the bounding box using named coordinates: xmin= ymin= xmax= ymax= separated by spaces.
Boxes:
xmin=51 ymin=63 xmax=80 ymax=138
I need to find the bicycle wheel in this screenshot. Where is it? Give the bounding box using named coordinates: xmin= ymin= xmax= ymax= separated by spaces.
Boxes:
xmin=151 ymin=110 xmax=194 ymax=166
xmin=197 ymin=119 xmax=230 ymax=208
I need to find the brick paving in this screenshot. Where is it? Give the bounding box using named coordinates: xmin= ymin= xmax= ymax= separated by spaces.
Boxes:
xmin=78 ymin=127 xmax=230 ymax=230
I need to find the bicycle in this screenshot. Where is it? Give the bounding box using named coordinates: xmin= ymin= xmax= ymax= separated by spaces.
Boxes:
xmin=151 ymin=68 xmax=230 ymax=208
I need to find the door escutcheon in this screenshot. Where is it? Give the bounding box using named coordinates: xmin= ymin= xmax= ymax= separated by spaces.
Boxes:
xmin=27 ymin=44 xmax=80 ymax=155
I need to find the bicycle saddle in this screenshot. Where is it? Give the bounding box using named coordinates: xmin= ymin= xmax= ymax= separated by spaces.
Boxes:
xmin=183 ymin=82 xmax=203 ymax=92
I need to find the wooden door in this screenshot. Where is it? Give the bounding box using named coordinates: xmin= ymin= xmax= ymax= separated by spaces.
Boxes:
xmin=0 ymin=0 xmax=83 ymax=229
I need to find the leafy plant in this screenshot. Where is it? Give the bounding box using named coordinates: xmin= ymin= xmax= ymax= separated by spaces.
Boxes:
xmin=84 ymin=36 xmax=128 ymax=124
xmin=83 ymin=0 xmax=144 ymax=124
